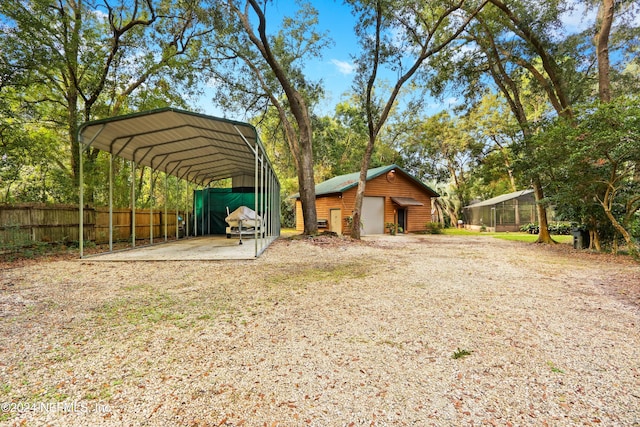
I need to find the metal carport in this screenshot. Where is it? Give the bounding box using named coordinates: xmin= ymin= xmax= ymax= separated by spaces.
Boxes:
xmin=78 ymin=108 xmax=280 ymax=259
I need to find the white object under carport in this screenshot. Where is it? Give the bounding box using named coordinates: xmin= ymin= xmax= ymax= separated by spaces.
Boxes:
xmin=225 ymin=206 xmax=263 ymax=245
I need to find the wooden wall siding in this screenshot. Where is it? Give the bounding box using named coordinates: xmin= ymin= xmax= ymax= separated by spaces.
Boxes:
xmin=296 ymin=196 xmax=352 ymax=232
xmin=0 ymin=204 xmax=184 ymax=248
xmin=344 ymin=173 xmax=433 ymax=233
xmin=295 ymin=171 xmax=434 ymax=233
xmin=295 ymin=200 xmax=303 ymax=231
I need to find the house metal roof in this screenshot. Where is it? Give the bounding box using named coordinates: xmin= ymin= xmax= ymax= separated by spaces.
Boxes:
xmin=464 ymin=189 xmax=534 ymax=209
xmin=306 ymin=164 xmax=439 ymax=198
xmin=78 ymin=108 xmax=270 ymax=186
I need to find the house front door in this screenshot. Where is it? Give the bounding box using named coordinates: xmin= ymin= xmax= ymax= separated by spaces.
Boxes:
xmin=330 ymin=209 xmax=342 ymax=235
xmin=397 ymin=208 xmax=406 ymax=233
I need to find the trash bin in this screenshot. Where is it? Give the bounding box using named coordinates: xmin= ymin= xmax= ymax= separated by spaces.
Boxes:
xmin=572 ymin=229 xmax=590 ymax=249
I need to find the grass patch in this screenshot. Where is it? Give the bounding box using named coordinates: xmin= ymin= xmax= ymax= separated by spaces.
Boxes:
xmin=32 ymin=386 xmax=69 ymax=402
xmin=266 ymin=262 xmax=371 ymax=288
xmin=442 ymin=228 xmax=573 ymax=244
xmin=84 ymin=380 xmax=117 ymax=401
xmin=442 ymin=228 xmax=486 ymax=236
xmin=494 ymin=233 xmax=573 ymax=244
xmin=547 ymin=361 xmax=565 ymax=373
xmin=94 ymin=292 xmax=186 ymax=327
xmin=377 ymin=339 xmax=403 ymax=349
xmin=452 ymin=347 xmax=473 ymax=359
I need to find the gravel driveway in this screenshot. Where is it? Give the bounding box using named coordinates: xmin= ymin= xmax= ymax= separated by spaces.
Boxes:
xmin=1 ymin=234 xmax=639 ymax=426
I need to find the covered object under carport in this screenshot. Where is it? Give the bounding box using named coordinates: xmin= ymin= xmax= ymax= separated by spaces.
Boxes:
xmin=78 ymin=108 xmax=280 ymax=259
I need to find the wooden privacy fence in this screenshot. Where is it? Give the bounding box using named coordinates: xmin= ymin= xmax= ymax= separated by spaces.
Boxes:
xmin=0 ymin=204 xmax=185 ymax=248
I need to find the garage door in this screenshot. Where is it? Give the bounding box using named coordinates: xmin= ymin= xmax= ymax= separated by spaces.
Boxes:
xmin=362 ymin=196 xmax=384 ymax=235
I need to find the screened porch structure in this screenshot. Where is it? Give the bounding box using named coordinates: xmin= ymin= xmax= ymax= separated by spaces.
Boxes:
xmin=77 ymin=108 xmax=280 ymax=258
xmin=462 ymin=189 xmax=537 ymax=232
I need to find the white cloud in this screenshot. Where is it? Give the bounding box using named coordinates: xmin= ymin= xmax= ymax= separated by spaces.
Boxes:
xmin=331 ymin=59 xmax=355 ymax=75
xmin=444 ymin=96 xmax=460 ymax=106
xmin=559 ymin=1 xmax=597 ymax=35
xmin=424 ymin=97 xmax=461 ymax=113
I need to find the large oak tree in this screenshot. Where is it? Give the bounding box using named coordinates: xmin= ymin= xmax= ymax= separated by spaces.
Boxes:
xmin=1 ymin=0 xmax=210 ymax=201
xmin=347 ymin=0 xmax=488 ymax=239
xmin=204 ymin=0 xmax=333 ymax=235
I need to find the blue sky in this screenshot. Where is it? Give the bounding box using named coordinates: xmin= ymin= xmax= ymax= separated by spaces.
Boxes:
xmin=196 ymin=1 xmax=359 ymax=118
xmin=301 ymin=1 xmax=360 ymax=114
xmin=197 ymin=0 xmax=600 ymax=119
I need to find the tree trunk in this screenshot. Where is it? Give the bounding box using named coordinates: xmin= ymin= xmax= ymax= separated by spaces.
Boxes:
xmin=69 ymin=101 xmax=80 ymax=192
xmin=601 ymin=199 xmax=638 ymax=254
xmin=587 ymin=218 xmax=602 ymax=251
xmin=350 ymin=135 xmax=377 ymax=239
xmin=593 ymin=0 xmax=636 ymax=254
xmin=350 ymin=182 xmax=365 ymax=240
xmin=503 ymin=152 xmax=517 ymax=192
xmin=477 ymin=22 xmax=556 ymax=243
xmin=434 ymin=200 xmax=446 ymax=226
xmin=238 ymin=1 xmax=318 ymax=235
xmin=489 ymin=0 xmax=573 ymax=118
xmin=532 ymin=180 xmax=555 ymax=244
xmin=66 ymin=0 xmax=85 ymax=203
xmin=592 ymin=232 xmax=601 ymax=251
xmin=449 ymin=210 xmax=459 ymax=227
xmin=594 ymin=0 xmax=614 ymax=103
xmin=298 ymin=132 xmax=318 ymax=235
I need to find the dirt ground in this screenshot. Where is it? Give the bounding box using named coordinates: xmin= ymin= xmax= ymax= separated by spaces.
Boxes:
xmin=1 ymin=234 xmax=639 ymax=426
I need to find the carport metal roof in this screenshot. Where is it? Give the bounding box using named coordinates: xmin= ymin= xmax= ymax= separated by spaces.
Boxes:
xmin=78 ymin=107 xmax=267 ymax=186
xmin=77 ymin=107 xmax=281 ymax=259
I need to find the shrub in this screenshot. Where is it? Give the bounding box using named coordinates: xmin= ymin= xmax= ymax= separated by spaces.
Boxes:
xmin=385 ymin=222 xmax=398 ymax=235
xmin=520 ymin=223 xmax=539 ymax=234
xmin=425 ymin=222 xmax=443 ymax=234
xmin=548 ymin=222 xmax=572 ymax=235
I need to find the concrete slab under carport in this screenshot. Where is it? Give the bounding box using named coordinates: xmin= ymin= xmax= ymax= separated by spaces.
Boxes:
xmin=86 ymin=235 xmax=277 ymax=261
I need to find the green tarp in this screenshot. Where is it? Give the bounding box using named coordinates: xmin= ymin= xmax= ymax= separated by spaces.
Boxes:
xmin=193 ymin=188 xmax=260 ymax=234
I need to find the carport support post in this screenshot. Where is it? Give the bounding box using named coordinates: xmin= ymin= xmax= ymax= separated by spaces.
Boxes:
xmin=175 ymin=206 xmax=179 ymax=239
xmin=273 ymin=171 xmax=278 ymax=236
xmin=254 ymin=144 xmax=259 ymax=256
xmin=260 ymin=152 xmax=266 ymax=252
xmin=268 ymin=170 xmax=273 ymax=237
xmin=194 ymin=185 xmax=198 ymax=237
xmin=206 ymin=189 xmax=210 ymax=235
xmin=109 ymin=154 xmax=114 ymax=252
xmin=268 ymin=171 xmax=273 ymax=239
xmin=175 ymin=178 xmax=179 ymax=240
xmin=270 ymin=169 xmax=276 ymax=236
xmin=264 ymin=169 xmax=269 ymax=241
xmin=198 ymin=186 xmax=202 ymax=236
xmin=164 ymin=173 xmax=168 ymax=242
xmin=185 ymin=180 xmax=190 ymax=238
xmin=79 ymin=139 xmax=84 ymax=258
xmin=131 ymin=161 xmax=136 ymax=248
xmin=150 ymin=170 xmax=154 ymax=245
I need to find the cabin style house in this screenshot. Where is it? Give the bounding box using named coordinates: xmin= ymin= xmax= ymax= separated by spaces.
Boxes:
xmin=294 ymin=165 xmax=439 ymax=235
